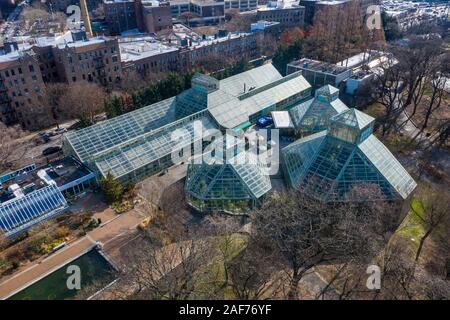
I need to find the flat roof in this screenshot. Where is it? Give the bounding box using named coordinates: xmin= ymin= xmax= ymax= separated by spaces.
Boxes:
xmin=289 ymin=58 xmax=351 ymax=75
xmin=120 ymin=39 xmax=178 ymax=62
xmin=207 ymin=65 xmax=311 ymax=129
xmin=45 ymin=157 xmax=93 ymax=188
xmin=272 ymin=111 xmax=294 ymax=128
xmin=0 ymin=157 xmax=93 ymax=204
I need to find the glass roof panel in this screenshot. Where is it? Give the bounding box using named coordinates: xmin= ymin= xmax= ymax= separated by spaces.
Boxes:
xmin=0 ymin=185 xmax=68 ymax=236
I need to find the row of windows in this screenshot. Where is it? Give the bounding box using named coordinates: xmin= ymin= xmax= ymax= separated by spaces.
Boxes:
xmin=71 ymin=75 xmax=121 ymax=84
xmin=10 ymin=86 xmax=41 ymax=97
xmin=2 ymin=64 xmax=36 ymax=78
xmin=6 ymin=75 xmax=39 ymax=88
xmin=67 ymin=48 xmax=117 ymax=64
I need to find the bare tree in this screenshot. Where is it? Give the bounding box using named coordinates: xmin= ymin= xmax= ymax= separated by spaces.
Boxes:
xmin=305 ymin=1 xmax=366 ymax=63
xmin=44 ymin=82 xmax=70 ymax=127
xmin=251 ymin=186 xmax=398 ymax=300
xmin=180 ymin=12 xmax=197 ymax=28
xmin=59 ymin=82 xmax=106 ymax=126
xmin=0 ymin=231 xmax=8 ymax=251
xmin=118 ymin=232 xmax=216 ymax=300
xmin=220 ymin=10 xmax=254 ymax=32
xmin=421 ymin=275 xmax=450 ymax=300
xmin=226 ymin=236 xmax=283 ymax=300
xmin=0 ymin=122 xmax=26 ymax=173
xmin=196 ymin=54 xmax=228 ymax=73
xmin=373 ymin=36 xmax=444 ymax=138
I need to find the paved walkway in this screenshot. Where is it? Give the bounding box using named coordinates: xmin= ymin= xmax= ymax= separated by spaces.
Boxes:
xmin=0 ymin=208 xmax=145 ymax=299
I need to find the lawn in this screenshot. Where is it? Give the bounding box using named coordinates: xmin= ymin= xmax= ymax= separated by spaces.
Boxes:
xmin=191 ymin=233 xmax=248 ymax=299
xmin=396 ymin=198 xmax=425 ymax=250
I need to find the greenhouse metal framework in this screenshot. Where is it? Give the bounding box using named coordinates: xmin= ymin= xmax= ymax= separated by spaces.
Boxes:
xmin=289 ymin=84 xmax=349 ymax=136
xmin=185 ymin=152 xmax=272 ymax=213
xmin=282 ymin=108 xmax=417 ymax=202
xmin=61 ymin=64 xmax=417 ymax=214
xmin=0 ymin=64 xmax=420 ymax=235
xmin=63 ymin=64 xmax=312 ymax=183
xmin=0 ymin=185 xmax=68 ymax=237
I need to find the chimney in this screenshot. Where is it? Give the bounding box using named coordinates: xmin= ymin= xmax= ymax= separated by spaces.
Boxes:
xmin=80 ymin=0 xmax=93 ymax=38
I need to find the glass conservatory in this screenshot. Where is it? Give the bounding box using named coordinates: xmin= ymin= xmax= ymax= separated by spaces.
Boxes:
xmin=185 ymin=152 xmax=272 ymax=214
xmin=0 ymin=185 xmax=68 ymax=237
xmin=63 ymin=64 xmax=312 ymax=184
xmin=288 ymin=84 xmax=348 ymax=136
xmin=282 ymin=108 xmax=417 ymax=202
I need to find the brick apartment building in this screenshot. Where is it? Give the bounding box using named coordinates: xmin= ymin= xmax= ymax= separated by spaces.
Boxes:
xmin=0 ymin=50 xmax=47 ymax=128
xmin=105 ymin=0 xmax=174 ymax=35
xmin=256 ymin=3 xmax=305 ymax=28
xmin=120 ymin=27 xmax=264 ymax=81
xmin=142 ymin=1 xmax=173 ymax=33
xmin=0 ymin=33 xmax=122 ymax=129
xmin=104 ymin=0 xmax=138 ymax=35
xmin=52 ymin=37 xmax=122 ymax=86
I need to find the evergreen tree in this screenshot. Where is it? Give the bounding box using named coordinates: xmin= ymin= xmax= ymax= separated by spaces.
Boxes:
xmin=105 ymin=96 xmax=124 ymax=119
xmin=99 ymin=172 xmax=125 ymax=204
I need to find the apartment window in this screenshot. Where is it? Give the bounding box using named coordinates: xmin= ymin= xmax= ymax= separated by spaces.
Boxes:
xmin=72 ymin=76 xmax=77 ymax=82
xmin=18 ymin=67 xmax=22 ymax=74
xmin=4 ymin=70 xmax=9 ymax=77
xmin=11 ymin=69 xmax=15 ymax=76
xmin=21 ymin=78 xmax=26 ymax=85
xmin=29 ymin=65 xmax=35 ymax=73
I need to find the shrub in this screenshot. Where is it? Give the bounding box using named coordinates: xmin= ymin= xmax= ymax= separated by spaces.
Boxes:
xmin=54 ymin=226 xmax=70 ymax=239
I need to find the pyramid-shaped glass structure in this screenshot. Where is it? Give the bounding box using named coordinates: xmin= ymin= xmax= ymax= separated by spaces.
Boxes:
xmin=289 ymin=84 xmax=348 ymax=136
xmin=282 ymin=108 xmax=417 ymax=202
xmin=185 ymin=147 xmax=272 ymax=213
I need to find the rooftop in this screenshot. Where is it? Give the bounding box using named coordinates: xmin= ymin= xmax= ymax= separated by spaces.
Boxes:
xmin=64 ymin=64 xmax=313 ymax=180
xmin=119 ymin=38 xmax=178 ymax=62
xmin=289 ymin=58 xmax=351 ymax=75
xmin=331 ymin=108 xmax=375 ymax=130
xmin=0 ymin=157 xmax=93 ymax=205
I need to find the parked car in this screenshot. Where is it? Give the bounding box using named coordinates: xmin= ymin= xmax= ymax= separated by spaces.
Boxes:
xmin=52 ymin=127 xmax=67 ymax=135
xmin=42 ymin=146 xmax=62 ymax=156
xmin=33 ymin=132 xmax=50 ymax=144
